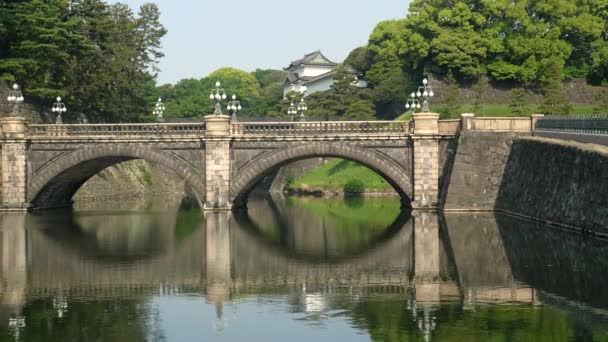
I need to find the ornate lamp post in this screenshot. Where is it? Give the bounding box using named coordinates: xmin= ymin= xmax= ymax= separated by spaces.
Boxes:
xmin=227 ymin=95 xmax=242 ymax=121
xmin=297 ymin=98 xmax=308 ymax=122
xmin=406 ymin=94 xmax=422 ymax=114
xmin=209 ymin=81 xmax=227 ymax=115
xmin=413 ymin=78 xmax=434 ymax=112
xmin=287 ymin=99 xmax=298 ymax=122
xmin=7 ymin=83 xmax=24 ymax=116
xmin=153 ymin=97 xmax=165 ymax=122
xmin=51 ymin=96 xmax=67 ymax=124
xmin=288 ymin=96 xmax=308 ymax=122
xmin=287 ymin=96 xmax=298 ymax=121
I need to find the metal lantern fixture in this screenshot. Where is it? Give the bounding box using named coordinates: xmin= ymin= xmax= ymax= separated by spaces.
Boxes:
xmin=297 ymin=98 xmax=308 ymax=122
xmin=287 ymin=99 xmax=298 ymax=122
xmin=288 ymin=96 xmax=308 ymax=122
xmin=209 ymin=81 xmax=227 ymax=115
xmin=405 ymin=93 xmax=422 ymax=114
xmin=7 ymin=83 xmax=24 ymax=116
xmin=227 ymin=94 xmax=242 ymax=121
xmin=153 ymin=98 xmax=165 ymax=122
xmin=413 ymin=78 xmax=434 ymax=112
xmin=51 ymin=96 xmax=67 ymax=124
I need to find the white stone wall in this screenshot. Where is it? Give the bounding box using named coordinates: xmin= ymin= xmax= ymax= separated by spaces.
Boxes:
xmin=303 ymin=78 xmax=334 ymax=96
xmin=299 ymin=65 xmax=333 ymax=77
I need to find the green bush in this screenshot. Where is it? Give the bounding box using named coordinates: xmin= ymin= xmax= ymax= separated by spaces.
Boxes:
xmin=344 ymin=179 xmax=365 ymax=193
xmin=285 ymin=176 xmax=294 ymax=187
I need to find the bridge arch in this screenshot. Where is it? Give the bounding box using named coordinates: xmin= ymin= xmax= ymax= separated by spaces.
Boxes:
xmin=29 ymin=145 xmax=205 ymax=209
xmin=230 ymin=142 xmax=413 ymax=208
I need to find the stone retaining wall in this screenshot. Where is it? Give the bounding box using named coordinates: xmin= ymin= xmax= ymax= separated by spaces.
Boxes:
xmin=442 ymin=131 xmax=528 ymax=211
xmin=443 ymin=132 xmax=608 ymax=234
xmin=496 ymin=137 xmax=608 ymax=234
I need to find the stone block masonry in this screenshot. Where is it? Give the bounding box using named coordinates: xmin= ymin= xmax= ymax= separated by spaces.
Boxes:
xmin=204 ymin=115 xmax=233 ymax=210
xmin=204 ymin=139 xmax=232 ymax=210
xmin=412 ymin=113 xmax=441 ymax=209
xmin=496 ymin=137 xmax=608 ymax=235
xmin=1 ymin=142 xmax=27 ymax=208
xmin=442 ymin=131 xmax=528 ymax=211
xmin=413 ymin=138 xmax=439 ymax=208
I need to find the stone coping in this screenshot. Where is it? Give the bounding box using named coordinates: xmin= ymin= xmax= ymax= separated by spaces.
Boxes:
xmin=520 ymin=136 xmax=608 ymax=156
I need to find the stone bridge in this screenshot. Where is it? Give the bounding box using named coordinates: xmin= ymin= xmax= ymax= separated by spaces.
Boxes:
xmin=0 ymin=113 xmax=460 ymax=211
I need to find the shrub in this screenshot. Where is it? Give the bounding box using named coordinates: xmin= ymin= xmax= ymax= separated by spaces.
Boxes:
xmin=285 ymin=176 xmax=294 ymax=188
xmin=344 ymin=179 xmax=365 ymax=193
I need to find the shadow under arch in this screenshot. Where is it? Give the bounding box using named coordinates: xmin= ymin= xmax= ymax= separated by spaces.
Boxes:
xmin=231 ymin=200 xmax=413 ymax=264
xmin=28 ymin=145 xmax=205 ymax=209
xmin=230 ymin=143 xmax=413 ymax=209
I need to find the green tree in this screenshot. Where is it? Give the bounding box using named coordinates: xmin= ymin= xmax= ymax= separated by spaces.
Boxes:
xmin=472 ymin=77 xmax=488 ymax=115
xmin=439 ymin=70 xmax=461 ymax=119
xmin=509 ymin=88 xmax=529 ymax=116
xmin=594 ymin=89 xmax=608 ymax=113
xmin=270 ymin=90 xmax=304 ymax=119
xmin=372 ymin=72 xmax=411 ymax=119
xmin=208 ymin=67 xmax=262 ymax=116
xmin=364 ymin=0 xmax=608 ymax=85
xmin=0 ymin=0 xmax=168 ymax=122
xmin=344 ymin=46 xmax=370 ymax=73
xmin=306 ymin=65 xmax=376 ymax=121
xmin=251 ymin=69 xmax=286 ymax=117
xmin=538 ymin=59 xmax=572 ymax=115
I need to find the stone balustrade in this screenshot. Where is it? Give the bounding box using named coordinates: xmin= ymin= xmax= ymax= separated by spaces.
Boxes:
xmin=28 ymin=123 xmax=206 ymax=138
xmin=230 ymin=120 xmax=411 ymax=136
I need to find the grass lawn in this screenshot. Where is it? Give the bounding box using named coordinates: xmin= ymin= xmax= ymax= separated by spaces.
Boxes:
xmin=290 ymin=159 xmax=392 ymax=192
xmin=395 ymin=104 xmax=602 ymax=120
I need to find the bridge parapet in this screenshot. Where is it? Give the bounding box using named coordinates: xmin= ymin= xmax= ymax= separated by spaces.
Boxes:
xmin=462 ymin=115 xmax=538 ymax=132
xmin=28 ymin=122 xmax=206 ymax=138
xmin=230 ymin=120 xmax=411 ymax=137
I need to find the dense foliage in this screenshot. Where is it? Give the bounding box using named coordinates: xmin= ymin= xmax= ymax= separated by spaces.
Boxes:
xmin=0 ymin=0 xmax=166 ymax=122
xmin=157 ymin=68 xmax=284 ymax=119
xmin=358 ymin=0 xmax=608 ymax=116
xmin=365 ymin=0 xmax=608 ymax=84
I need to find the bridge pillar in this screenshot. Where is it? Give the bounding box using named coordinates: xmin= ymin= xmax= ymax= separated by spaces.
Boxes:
xmin=412 ymin=113 xmax=440 ymax=209
xmin=204 ymin=115 xmax=233 ymax=211
xmin=0 ymin=118 xmax=29 ymax=210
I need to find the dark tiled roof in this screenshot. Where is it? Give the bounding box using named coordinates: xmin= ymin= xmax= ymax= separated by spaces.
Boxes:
xmin=284 ymin=50 xmax=338 ymax=70
xmin=284 ymin=65 xmax=361 ymax=86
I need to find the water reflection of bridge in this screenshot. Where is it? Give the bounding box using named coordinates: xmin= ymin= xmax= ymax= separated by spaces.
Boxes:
xmin=0 ymin=209 xmax=541 ymax=316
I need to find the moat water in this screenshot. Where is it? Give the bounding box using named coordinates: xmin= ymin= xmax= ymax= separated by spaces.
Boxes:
xmin=0 ymin=195 xmax=607 ymax=341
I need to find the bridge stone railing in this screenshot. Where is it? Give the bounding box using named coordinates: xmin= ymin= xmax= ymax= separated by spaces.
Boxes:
xmin=28 ymin=123 xmax=206 ymax=138
xmin=230 ymin=120 xmax=411 ymax=136
xmin=438 ymin=119 xmax=461 ymax=135
xmin=535 ymin=115 xmax=608 ymax=134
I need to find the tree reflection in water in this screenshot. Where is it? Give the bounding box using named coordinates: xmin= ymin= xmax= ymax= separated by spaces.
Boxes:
xmin=0 ymin=196 xmax=605 ymax=341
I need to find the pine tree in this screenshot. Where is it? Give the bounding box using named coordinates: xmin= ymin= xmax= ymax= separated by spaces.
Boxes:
xmin=594 ymin=89 xmax=608 ymax=114
xmin=440 ymin=70 xmax=461 ymax=119
xmin=472 ymin=76 xmax=487 ymax=115
xmin=509 ymin=88 xmax=528 ymax=116
xmin=538 ymin=59 xmax=572 ymax=115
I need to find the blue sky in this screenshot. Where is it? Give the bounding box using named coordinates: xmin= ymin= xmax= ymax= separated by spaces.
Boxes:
xmin=109 ymin=0 xmax=410 ymax=85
